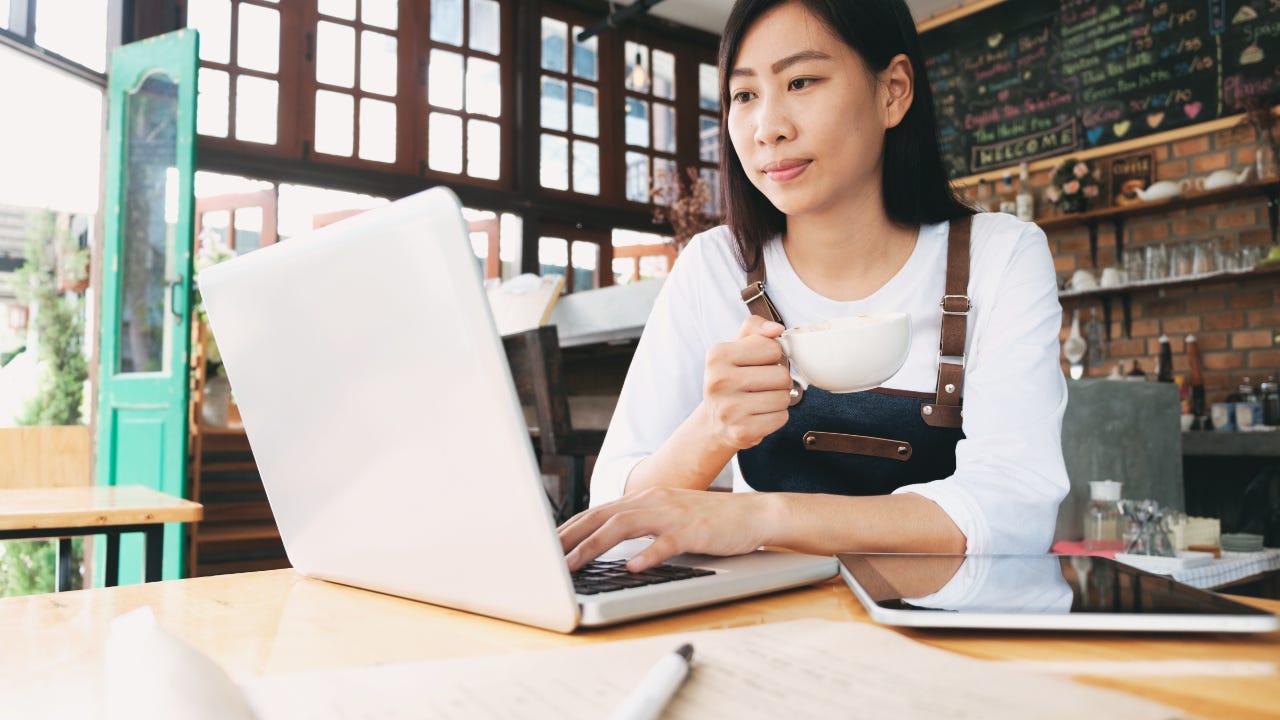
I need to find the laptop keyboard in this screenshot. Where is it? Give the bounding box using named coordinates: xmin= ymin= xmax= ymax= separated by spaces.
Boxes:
xmin=571 ymin=559 xmax=716 ymax=595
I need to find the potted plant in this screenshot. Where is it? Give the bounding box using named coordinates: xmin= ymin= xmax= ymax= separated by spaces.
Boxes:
xmin=192 ymin=231 xmax=237 ymax=426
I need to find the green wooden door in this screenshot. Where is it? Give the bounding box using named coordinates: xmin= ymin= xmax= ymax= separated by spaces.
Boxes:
xmin=95 ymin=29 xmax=199 ymax=585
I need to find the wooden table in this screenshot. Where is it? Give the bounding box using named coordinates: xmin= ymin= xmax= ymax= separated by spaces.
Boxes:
xmin=1 ymin=568 xmax=1277 ymax=718
xmin=0 ymin=486 xmax=203 ymax=589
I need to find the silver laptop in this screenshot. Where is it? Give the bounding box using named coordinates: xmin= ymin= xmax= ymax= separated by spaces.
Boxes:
xmin=198 ymin=187 xmax=837 ymax=633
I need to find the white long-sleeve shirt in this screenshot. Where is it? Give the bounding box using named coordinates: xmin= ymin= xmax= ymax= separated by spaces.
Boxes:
xmin=589 ymin=213 xmax=1070 ymax=555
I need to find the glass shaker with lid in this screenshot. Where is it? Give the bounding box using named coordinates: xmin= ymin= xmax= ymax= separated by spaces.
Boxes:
xmin=1083 ymin=480 xmax=1124 ymax=552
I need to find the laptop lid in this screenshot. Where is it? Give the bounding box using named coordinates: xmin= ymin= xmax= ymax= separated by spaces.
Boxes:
xmin=198 ymin=187 xmax=582 ymax=633
xmin=838 ymin=553 xmax=1278 ymax=633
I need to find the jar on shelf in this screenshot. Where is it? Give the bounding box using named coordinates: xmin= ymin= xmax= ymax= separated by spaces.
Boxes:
xmin=1260 ymin=378 xmax=1279 ymax=428
xmin=1083 ymin=480 xmax=1125 ymax=552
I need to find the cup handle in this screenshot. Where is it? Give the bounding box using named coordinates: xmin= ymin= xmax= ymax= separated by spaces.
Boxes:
xmin=776 ymin=335 xmax=810 ymax=390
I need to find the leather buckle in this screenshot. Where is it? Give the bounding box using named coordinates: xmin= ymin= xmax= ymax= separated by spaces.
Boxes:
xmin=937 ymin=352 xmax=965 ymax=368
xmin=939 ymin=294 xmax=971 ymax=316
xmin=743 ymin=281 xmax=766 ymax=305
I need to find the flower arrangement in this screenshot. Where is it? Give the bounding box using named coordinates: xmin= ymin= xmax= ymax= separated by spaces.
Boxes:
xmin=1045 ymin=157 xmax=1102 ymax=214
xmin=650 ymin=166 xmax=719 ymax=253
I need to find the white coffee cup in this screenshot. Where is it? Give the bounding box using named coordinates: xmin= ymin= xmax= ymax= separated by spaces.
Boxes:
xmin=1100 ymin=267 xmax=1125 ymax=287
xmin=1071 ymin=268 xmax=1098 ymax=290
xmin=775 ymin=312 xmax=911 ymax=393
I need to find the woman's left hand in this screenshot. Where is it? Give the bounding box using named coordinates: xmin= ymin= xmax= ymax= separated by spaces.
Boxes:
xmin=558 ymin=488 xmax=774 ymax=572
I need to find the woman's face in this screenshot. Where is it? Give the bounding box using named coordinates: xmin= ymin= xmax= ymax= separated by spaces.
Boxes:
xmin=726 ymin=2 xmax=893 ymax=219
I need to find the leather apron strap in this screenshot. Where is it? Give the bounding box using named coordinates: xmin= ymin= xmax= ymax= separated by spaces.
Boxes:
xmin=921 ymin=215 xmax=972 ymax=429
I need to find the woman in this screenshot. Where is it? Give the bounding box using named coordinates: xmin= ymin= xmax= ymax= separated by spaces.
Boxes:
xmin=559 ymin=0 xmax=1068 ymax=574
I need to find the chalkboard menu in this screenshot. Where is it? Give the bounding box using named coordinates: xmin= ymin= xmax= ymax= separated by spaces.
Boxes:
xmin=922 ymin=0 xmax=1280 ymax=178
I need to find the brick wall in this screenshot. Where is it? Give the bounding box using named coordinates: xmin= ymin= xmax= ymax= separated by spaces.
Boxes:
xmin=964 ymin=123 xmax=1279 ymax=403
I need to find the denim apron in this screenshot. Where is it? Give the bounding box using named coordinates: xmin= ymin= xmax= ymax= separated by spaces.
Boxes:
xmin=737 ymin=216 xmax=973 ymax=496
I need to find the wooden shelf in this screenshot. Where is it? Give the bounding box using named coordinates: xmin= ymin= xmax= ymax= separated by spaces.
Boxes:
xmin=1037 ymin=180 xmax=1280 ymax=232
xmin=1182 ymin=431 xmax=1280 ymax=458
xmin=1060 ymin=264 xmax=1280 ymax=301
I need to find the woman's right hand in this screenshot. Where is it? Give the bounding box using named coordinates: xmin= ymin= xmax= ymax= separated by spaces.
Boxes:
xmin=700 ymin=315 xmax=794 ymax=450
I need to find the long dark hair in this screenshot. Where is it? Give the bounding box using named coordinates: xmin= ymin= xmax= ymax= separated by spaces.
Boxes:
xmin=718 ymin=0 xmax=972 ymax=272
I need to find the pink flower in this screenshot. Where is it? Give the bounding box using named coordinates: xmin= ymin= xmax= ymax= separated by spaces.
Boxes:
xmin=1064 ymin=180 xmax=1081 ymax=194
xmin=1092 ymin=168 xmax=1102 ymax=181
xmin=1045 ymin=186 xmax=1061 ymax=202
xmin=1073 ymin=162 xmax=1089 ymax=178
xmin=1083 ymin=185 xmax=1099 ymax=198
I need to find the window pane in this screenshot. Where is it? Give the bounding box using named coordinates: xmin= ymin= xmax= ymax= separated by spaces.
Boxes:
xmin=0 ymin=0 xmax=9 ymax=30
xmin=470 ymin=0 xmax=500 ymax=55
xmin=316 ymin=22 xmax=355 ymax=88
xmin=653 ymin=102 xmax=676 ymax=154
xmin=624 ymin=41 xmax=649 ymax=93
xmin=319 ymin=0 xmax=356 ymax=20
xmin=34 ymin=0 xmax=107 ymax=71
xmin=363 ymin=0 xmax=397 ymax=30
xmin=237 ymin=4 xmax=279 ymax=73
xmin=431 ymin=0 xmax=463 ymax=46
xmin=541 ymin=17 xmax=567 ymax=73
xmin=571 ymin=241 xmax=598 ymax=292
xmin=699 ymin=116 xmax=719 ymax=162
xmin=197 ymin=68 xmax=229 ymax=137
xmin=572 ymin=26 xmax=597 ymax=81
xmin=465 ymin=57 xmax=501 ymax=116
xmin=120 ymin=83 xmax=179 ymax=372
xmin=428 ymin=49 xmax=464 ymax=110
xmin=428 ymin=112 xmax=463 ymax=173
xmin=625 ymin=98 xmax=649 ymax=147
xmin=231 ymin=206 xmax=264 ymax=253
xmin=540 ymin=134 xmax=568 ymax=190
xmin=235 ymin=76 xmax=278 ymax=144
xmin=359 ymin=98 xmax=396 ymax=162
xmin=314 ymin=90 xmax=354 ymax=156
xmin=625 ymin=152 xmax=649 ymax=202
xmin=188 ymin=0 xmax=231 ymax=64
xmin=701 ymin=168 xmax=721 ymax=215
xmin=467 ymin=119 xmax=501 ymax=179
xmin=652 ymin=49 xmax=675 ymax=100
xmin=539 ymin=237 xmax=567 ymax=277
xmin=360 ymin=31 xmax=397 ymax=96
xmin=540 ymin=76 xmax=567 ymax=131
xmin=572 ymin=84 xmax=597 ymax=138
xmin=652 ymin=158 xmax=677 ymax=206
xmin=572 ymin=140 xmax=599 ymax=195
xmin=700 ymin=62 xmax=719 ymax=111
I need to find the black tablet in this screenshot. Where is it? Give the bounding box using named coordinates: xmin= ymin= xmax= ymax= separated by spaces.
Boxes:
xmin=838 ymin=553 xmax=1278 ymax=633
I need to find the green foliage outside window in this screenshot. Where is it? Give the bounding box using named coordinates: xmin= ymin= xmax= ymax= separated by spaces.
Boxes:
xmin=1 ymin=210 xmax=89 ymax=597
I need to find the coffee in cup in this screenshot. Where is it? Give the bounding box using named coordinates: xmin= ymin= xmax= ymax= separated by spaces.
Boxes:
xmin=775 ymin=312 xmax=911 ymax=393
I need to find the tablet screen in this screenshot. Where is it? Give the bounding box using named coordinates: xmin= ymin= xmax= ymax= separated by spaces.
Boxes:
xmin=837 ymin=553 xmax=1277 ymax=632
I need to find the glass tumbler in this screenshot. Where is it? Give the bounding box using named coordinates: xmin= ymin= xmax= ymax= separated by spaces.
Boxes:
xmin=1192 ymin=238 xmax=1217 ymax=275
xmin=1123 ymin=248 xmax=1145 ymax=283
xmin=1145 ymin=244 xmax=1168 ymax=281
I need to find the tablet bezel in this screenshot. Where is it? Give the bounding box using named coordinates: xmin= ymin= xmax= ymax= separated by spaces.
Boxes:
xmin=837 ymin=553 xmax=1279 ymax=633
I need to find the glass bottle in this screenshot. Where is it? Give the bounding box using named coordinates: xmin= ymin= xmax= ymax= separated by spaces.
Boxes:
xmin=1124 ymin=359 xmax=1147 ymax=381
xmin=1261 ymin=378 xmax=1280 ymax=427
xmin=1186 ymin=334 xmax=1207 ymax=428
xmin=1155 ymin=334 xmax=1173 ymax=382
xmin=1085 ymin=308 xmax=1104 ymax=367
xmin=1083 ymin=480 xmax=1124 ymax=551
xmin=1236 ymin=377 xmax=1261 ymax=430
xmin=1016 ymin=161 xmax=1035 ymax=221
xmin=999 ymin=171 xmax=1017 ymax=214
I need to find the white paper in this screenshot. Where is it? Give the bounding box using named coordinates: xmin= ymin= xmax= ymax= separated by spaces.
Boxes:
xmin=243 ymin=619 xmax=1192 ymax=719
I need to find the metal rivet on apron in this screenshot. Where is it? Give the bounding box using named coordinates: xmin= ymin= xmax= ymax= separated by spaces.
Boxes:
xmin=789 ymin=387 xmax=800 ymax=400
xmin=804 ymin=434 xmax=816 ymax=446
xmin=945 ymin=383 xmax=955 ymax=394
xmin=923 ymin=405 xmax=934 ymax=416
xmin=897 ymin=446 xmax=908 ymax=456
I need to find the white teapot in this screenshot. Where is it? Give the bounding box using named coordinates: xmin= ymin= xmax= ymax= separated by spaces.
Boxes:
xmin=1195 ymin=166 xmax=1252 ymax=191
xmin=1132 ymin=179 xmax=1190 ymax=202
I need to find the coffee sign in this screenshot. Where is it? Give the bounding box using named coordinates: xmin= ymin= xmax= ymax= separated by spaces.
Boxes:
xmin=1109 ymin=153 xmax=1155 ymax=207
